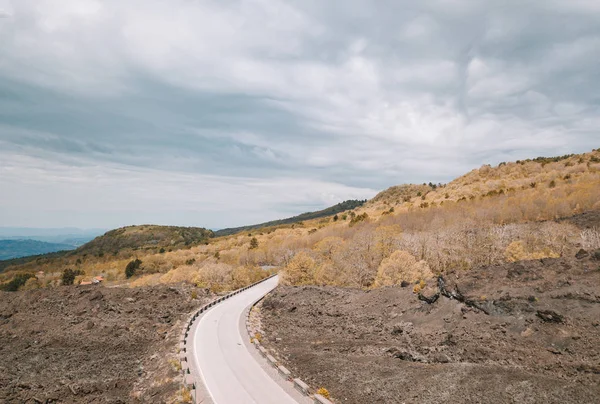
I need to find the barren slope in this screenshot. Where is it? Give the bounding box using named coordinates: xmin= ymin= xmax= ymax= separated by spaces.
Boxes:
xmin=0 ymin=284 xmax=210 ymax=403
xmin=260 ymin=250 xmax=600 ymax=403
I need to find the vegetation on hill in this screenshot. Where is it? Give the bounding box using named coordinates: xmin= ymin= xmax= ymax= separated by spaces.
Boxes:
xmin=213 ymin=200 xmax=366 ymax=237
xmin=0 ymin=200 xmax=365 ymax=290
xmin=1 ymin=149 xmax=598 ymax=293
xmin=77 ymin=225 xmax=215 ymax=256
xmin=278 ymin=149 xmax=600 ymax=288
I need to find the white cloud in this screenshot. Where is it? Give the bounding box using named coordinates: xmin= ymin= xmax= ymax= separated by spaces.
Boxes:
xmin=0 ymin=151 xmax=376 ymax=228
xmin=0 ymin=0 xmax=599 ymax=227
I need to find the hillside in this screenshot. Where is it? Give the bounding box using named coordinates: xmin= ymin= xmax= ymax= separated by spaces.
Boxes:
xmin=0 ymin=239 xmax=76 ymax=260
xmin=364 ymin=150 xmax=600 ymax=217
xmin=261 ymin=244 xmax=600 ymax=403
xmin=1 ymin=149 xmax=598 ymax=293
xmin=76 ymin=225 xmax=215 ymax=256
xmin=213 ymin=199 xmax=366 ymax=237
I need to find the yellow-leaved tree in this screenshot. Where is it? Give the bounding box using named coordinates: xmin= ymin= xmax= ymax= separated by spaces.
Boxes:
xmin=373 ymin=250 xmax=433 ymax=287
xmin=281 ymin=251 xmax=316 ymax=285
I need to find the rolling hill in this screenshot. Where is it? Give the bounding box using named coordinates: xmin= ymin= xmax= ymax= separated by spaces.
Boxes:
xmin=76 ymin=225 xmax=215 ymax=256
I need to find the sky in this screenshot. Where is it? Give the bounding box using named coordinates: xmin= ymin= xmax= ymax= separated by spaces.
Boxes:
xmin=0 ymin=0 xmax=599 ymax=229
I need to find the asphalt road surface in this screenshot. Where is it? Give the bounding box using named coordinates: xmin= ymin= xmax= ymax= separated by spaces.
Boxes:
xmin=192 ymin=275 xmax=300 ymax=404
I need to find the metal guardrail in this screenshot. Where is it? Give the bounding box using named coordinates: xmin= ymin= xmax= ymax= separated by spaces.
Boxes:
xmin=178 ymin=274 xmax=277 ymax=403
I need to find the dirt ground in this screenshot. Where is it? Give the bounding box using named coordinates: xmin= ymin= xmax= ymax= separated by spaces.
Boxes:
xmin=260 ymin=225 xmax=600 ymax=403
xmin=0 ymin=284 xmax=209 ymax=404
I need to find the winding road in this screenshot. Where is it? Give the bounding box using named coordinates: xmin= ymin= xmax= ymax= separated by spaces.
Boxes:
xmin=189 ymin=275 xmax=303 ymax=404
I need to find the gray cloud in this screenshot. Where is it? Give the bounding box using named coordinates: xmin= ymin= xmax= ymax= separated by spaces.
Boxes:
xmin=0 ymin=0 xmax=599 ymax=228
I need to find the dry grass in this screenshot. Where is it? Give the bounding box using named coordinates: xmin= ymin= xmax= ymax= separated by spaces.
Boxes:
xmin=2 ymin=149 xmax=599 ymax=292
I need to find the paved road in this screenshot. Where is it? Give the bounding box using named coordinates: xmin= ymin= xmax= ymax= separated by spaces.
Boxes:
xmin=192 ymin=275 xmax=300 ymax=404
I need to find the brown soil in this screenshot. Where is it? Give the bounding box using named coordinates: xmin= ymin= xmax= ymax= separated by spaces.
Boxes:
xmin=261 ymin=253 xmax=600 ymax=403
xmin=0 ymin=284 xmax=210 ymax=404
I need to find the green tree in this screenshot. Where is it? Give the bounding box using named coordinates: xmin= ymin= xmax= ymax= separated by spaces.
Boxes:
xmin=62 ymin=268 xmax=76 ymax=285
xmin=125 ymin=259 xmax=142 ymax=278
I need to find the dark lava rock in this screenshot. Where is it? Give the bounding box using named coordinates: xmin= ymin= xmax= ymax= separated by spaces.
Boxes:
xmin=536 ymin=310 xmax=564 ymax=323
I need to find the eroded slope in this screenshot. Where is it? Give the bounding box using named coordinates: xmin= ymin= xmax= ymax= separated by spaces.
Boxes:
xmin=261 ymin=252 xmax=600 ymax=403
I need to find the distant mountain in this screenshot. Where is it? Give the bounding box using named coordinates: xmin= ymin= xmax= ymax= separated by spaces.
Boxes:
xmin=214 ymin=199 xmax=367 ymax=237
xmin=0 ymin=227 xmax=105 ymax=246
xmin=0 ymin=239 xmax=76 ymax=261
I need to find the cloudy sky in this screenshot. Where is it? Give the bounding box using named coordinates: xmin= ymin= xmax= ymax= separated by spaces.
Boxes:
xmin=0 ymin=0 xmax=598 ymax=229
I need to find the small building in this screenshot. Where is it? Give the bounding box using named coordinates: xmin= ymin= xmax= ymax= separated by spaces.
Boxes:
xmin=80 ymin=281 xmax=93 ymax=285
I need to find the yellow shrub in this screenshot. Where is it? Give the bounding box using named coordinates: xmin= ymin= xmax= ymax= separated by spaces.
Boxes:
xmin=317 ymin=387 xmax=331 ymax=398
xmin=413 ymin=279 xmax=426 ymax=294
xmin=374 ymin=250 xmax=433 ymax=287
xmin=169 ymin=358 xmax=181 ymax=372
xmin=281 ymin=251 xmax=316 ymax=286
xmin=504 ymin=241 xmax=560 ymax=262
xmin=181 ymin=387 xmax=192 ymax=403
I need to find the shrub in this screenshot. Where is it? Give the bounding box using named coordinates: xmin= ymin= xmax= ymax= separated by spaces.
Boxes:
xmin=22 ymin=277 xmax=41 ymax=290
xmin=333 ymin=214 xmax=339 ymax=221
xmin=549 ymin=180 xmax=556 ymax=188
xmin=159 ymin=247 xmax=166 ymax=254
xmin=181 ymin=387 xmax=192 ymax=403
xmin=169 ymin=358 xmax=182 ymax=372
xmin=62 ymin=268 xmax=77 ymax=285
xmin=1 ymin=273 xmax=35 ymax=291
xmin=504 ymin=241 xmax=559 ymax=262
xmin=349 ymin=212 xmax=369 ymax=226
xmin=125 ymin=259 xmax=142 ymax=278
xmin=413 ymin=279 xmax=426 ymax=294
xmin=249 ymin=237 xmax=259 ymax=250
xmin=316 ymin=387 xmax=331 ymax=398
xmin=281 ymin=251 xmax=316 ymax=285
xmin=374 ymin=251 xmax=433 ymax=287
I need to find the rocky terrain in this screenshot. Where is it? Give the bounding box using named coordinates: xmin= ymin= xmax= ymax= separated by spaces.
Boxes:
xmin=261 ymin=249 xmax=600 ymax=403
xmin=0 ymin=284 xmax=209 ymax=403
